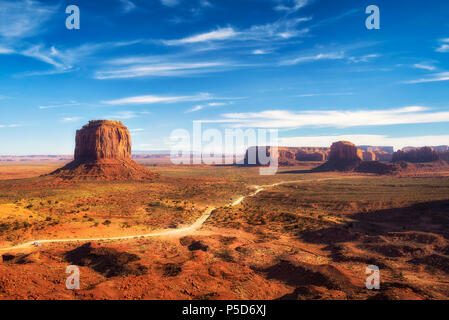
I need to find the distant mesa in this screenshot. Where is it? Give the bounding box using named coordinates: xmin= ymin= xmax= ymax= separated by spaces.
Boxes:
xmin=314 ymin=141 xmax=362 ymax=172
xmin=242 ymin=146 xmax=328 ymax=166
xmin=50 ymin=120 xmax=158 ymax=181
xmin=392 ymin=146 xmax=440 ymax=163
xmin=242 ymin=141 xmax=448 ymax=175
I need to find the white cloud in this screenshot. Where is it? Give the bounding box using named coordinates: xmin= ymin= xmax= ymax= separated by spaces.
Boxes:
xmin=119 ymin=0 xmax=136 ymax=12
xmin=187 ymin=105 xmax=205 ymax=112
xmin=163 ymin=27 xmax=238 ymax=45
xmin=103 ymin=93 xmax=215 ymax=105
xmin=106 ymin=111 xmax=150 ymax=119
xmin=0 ymin=46 xmax=14 ymax=54
xmin=280 ymin=52 xmax=345 ymax=65
xmin=186 ymin=102 xmax=227 ymax=112
xmin=199 ymin=0 xmax=212 ymax=7
xmin=39 ymin=101 xmax=92 ymax=109
xmin=348 ymin=54 xmax=380 ymax=63
xmin=274 ymin=0 xmax=310 ymax=13
xmin=162 ymin=17 xmax=311 ymax=46
xmin=95 ymin=62 xmax=227 ymax=79
xmin=61 ymin=117 xmax=82 ymax=122
xmin=21 ymin=45 xmax=65 ymax=69
xmin=0 ymin=124 xmax=22 ymax=128
xmin=0 ymin=0 xmax=57 ymax=38
xmin=413 ymin=63 xmax=436 ymax=71
xmin=436 ymin=44 xmax=449 ymax=53
xmin=406 ymin=72 xmax=449 ymax=84
xmin=296 ymin=92 xmax=354 ymax=97
xmin=161 ymin=0 xmax=179 ymax=6
xmin=203 ymin=106 xmax=449 ymax=129
xmin=252 ymin=49 xmax=272 ymax=55
xmin=278 ymin=134 xmax=449 ymax=150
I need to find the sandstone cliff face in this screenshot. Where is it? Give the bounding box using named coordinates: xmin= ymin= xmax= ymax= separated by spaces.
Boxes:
xmin=242 ymin=146 xmax=328 ymax=166
xmin=362 ymin=151 xmax=377 ymax=161
xmin=328 ymin=141 xmax=362 ymax=162
xmin=51 ymin=120 xmax=158 ymax=181
xmin=314 ymin=141 xmax=362 ymax=172
xmin=75 ymin=120 xmax=131 ymax=161
xmin=392 ymin=147 xmax=440 ymax=163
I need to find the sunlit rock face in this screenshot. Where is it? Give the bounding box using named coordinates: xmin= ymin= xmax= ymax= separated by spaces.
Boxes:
xmin=328 ymin=141 xmax=362 ymax=162
xmin=74 ymin=120 xmax=131 ymax=161
xmin=50 ymin=120 xmax=158 ymax=181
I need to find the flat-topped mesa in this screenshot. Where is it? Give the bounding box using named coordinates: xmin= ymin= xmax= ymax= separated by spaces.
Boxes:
xmin=74 ymin=120 xmax=131 ymax=161
xmin=242 ymin=146 xmax=329 ymax=166
xmin=328 ymin=141 xmax=362 ymax=162
xmin=392 ymin=147 xmax=440 ymax=163
xmin=50 ymin=120 xmax=158 ymax=181
xmin=314 ymin=141 xmax=363 ymax=172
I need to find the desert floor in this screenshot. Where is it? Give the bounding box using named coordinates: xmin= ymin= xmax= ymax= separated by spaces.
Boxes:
xmin=0 ymin=160 xmax=449 ymax=300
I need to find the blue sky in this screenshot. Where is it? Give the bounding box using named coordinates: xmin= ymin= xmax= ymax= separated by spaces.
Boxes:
xmin=0 ymin=0 xmax=449 ymax=154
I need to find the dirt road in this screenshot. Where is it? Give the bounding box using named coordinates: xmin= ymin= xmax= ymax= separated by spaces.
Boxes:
xmin=0 ymin=178 xmax=340 ymax=251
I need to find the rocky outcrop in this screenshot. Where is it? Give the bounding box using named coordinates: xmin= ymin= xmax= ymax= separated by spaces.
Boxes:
xmin=74 ymin=120 xmax=131 ymax=161
xmin=392 ymin=147 xmax=440 ymax=163
xmin=242 ymin=146 xmax=328 ymax=166
xmin=315 ymin=141 xmax=362 ymax=172
xmin=374 ymin=151 xmax=393 ymax=162
xmin=295 ymin=148 xmax=328 ymax=161
xmin=328 ymin=141 xmax=362 ymax=162
xmin=50 ymin=120 xmax=158 ymax=181
xmin=362 ymin=151 xmax=377 ymax=161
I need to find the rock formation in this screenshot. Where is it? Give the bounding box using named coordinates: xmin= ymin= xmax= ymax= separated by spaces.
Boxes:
xmin=50 ymin=120 xmax=158 ymax=180
xmin=362 ymin=151 xmax=377 ymax=161
xmin=328 ymin=141 xmax=362 ymax=162
xmin=242 ymin=146 xmax=328 ymax=166
xmin=315 ymin=141 xmax=362 ymax=172
xmin=295 ymin=148 xmax=328 ymax=161
xmin=392 ymin=147 xmax=440 ymax=163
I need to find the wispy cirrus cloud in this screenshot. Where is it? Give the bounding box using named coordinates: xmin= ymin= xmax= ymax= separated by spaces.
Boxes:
xmin=0 ymin=123 xmax=23 ymax=128
xmin=39 ymin=101 xmax=95 ymax=109
xmin=405 ymin=72 xmax=449 ymax=84
xmin=162 ymin=17 xmax=311 ymax=46
xmin=274 ymin=0 xmax=311 ymax=13
xmin=0 ymin=0 xmax=58 ymax=38
xmin=413 ymin=63 xmax=436 ymax=71
xmin=436 ymin=38 xmax=449 ymax=52
xmin=119 ymin=0 xmax=136 ymax=13
xmin=203 ymin=106 xmax=449 ymax=129
xmin=61 ymin=117 xmax=83 ymax=122
xmin=105 ymin=110 xmax=151 ymax=119
xmin=5 ymin=40 xmax=143 ymax=77
xmin=295 ymin=92 xmax=354 ymax=97
xmin=161 ymin=0 xmax=179 ymax=7
xmin=95 ymin=61 xmax=228 ymax=79
xmin=279 ymin=52 xmax=345 ymax=65
xmin=348 ymin=54 xmax=380 ymax=63
xmin=163 ymin=27 xmax=239 ymax=45
xmin=103 ymin=93 xmax=216 ymax=105
xmin=186 ymin=102 xmax=227 ymax=113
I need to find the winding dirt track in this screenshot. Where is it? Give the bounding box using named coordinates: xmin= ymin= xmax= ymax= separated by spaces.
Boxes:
xmin=0 ymin=178 xmax=338 ymax=251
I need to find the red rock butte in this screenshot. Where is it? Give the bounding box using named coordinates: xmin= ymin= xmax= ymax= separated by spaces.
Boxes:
xmin=314 ymin=141 xmax=363 ymax=172
xmin=50 ymin=120 xmax=158 ymax=181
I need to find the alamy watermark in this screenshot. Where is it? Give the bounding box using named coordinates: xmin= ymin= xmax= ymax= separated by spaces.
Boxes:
xmin=365 ymin=5 xmax=380 ymax=30
xmin=66 ymin=265 xmax=80 ymax=290
xmin=169 ymin=121 xmax=279 ymax=175
xmin=365 ymin=265 xmax=380 ymax=290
